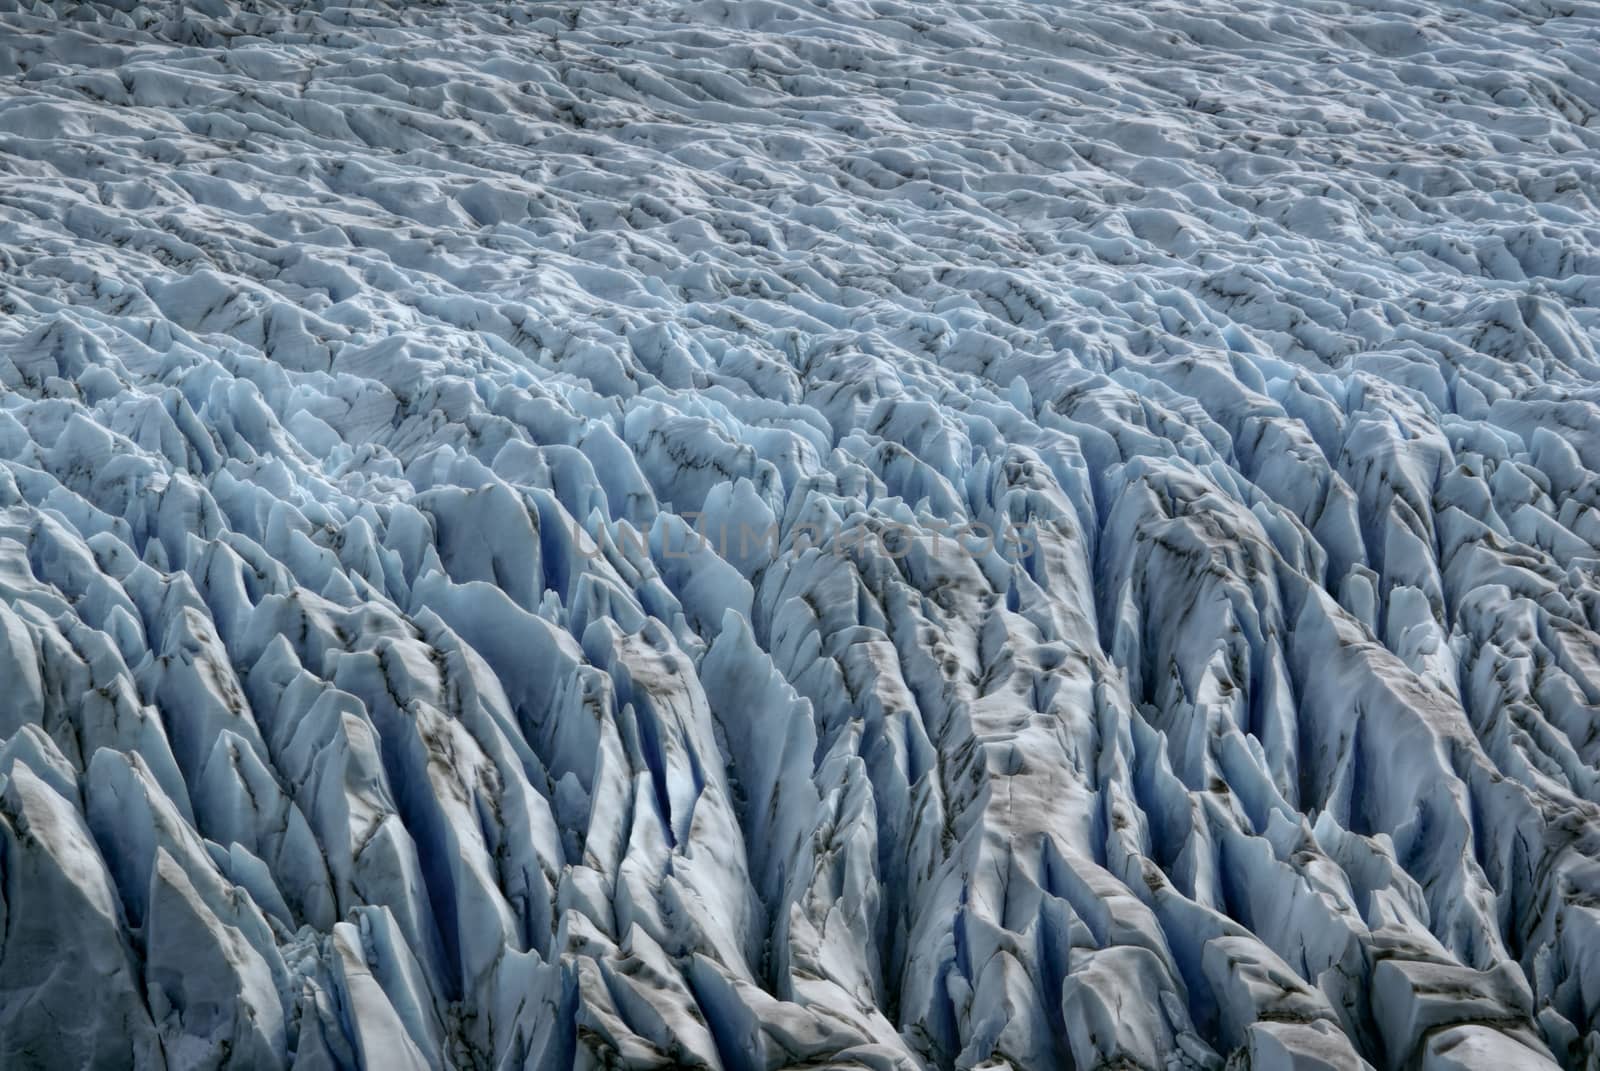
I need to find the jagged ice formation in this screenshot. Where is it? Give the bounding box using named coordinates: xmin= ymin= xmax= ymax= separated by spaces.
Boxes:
xmin=3 ymin=0 xmax=1600 ymax=1068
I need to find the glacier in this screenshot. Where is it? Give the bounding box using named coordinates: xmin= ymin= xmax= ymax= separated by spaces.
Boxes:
xmin=2 ymin=0 xmax=1600 ymax=1067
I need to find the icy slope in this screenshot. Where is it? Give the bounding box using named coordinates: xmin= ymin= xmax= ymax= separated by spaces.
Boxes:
xmin=3 ymin=0 xmax=1600 ymax=1067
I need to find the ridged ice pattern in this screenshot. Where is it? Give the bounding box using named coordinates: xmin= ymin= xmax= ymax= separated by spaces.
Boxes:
xmin=2 ymin=1 xmax=1600 ymax=1068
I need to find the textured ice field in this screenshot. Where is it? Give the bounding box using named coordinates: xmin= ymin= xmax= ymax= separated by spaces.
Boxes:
xmin=3 ymin=0 xmax=1600 ymax=1068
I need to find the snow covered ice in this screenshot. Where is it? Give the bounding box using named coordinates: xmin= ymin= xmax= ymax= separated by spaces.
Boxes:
xmin=2 ymin=0 xmax=1600 ymax=1067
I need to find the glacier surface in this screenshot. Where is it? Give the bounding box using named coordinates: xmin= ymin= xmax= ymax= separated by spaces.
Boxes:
xmin=2 ymin=0 xmax=1600 ymax=1068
